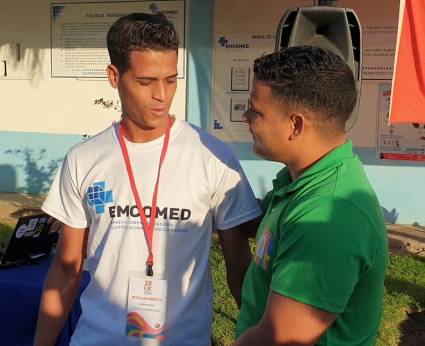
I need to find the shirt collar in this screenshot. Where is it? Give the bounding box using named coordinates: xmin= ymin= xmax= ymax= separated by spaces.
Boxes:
xmin=273 ymin=140 xmax=355 ymax=197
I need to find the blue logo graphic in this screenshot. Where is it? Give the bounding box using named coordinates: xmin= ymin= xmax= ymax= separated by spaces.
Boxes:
xmin=149 ymin=3 xmax=159 ymax=13
xmin=87 ymin=182 xmax=113 ymax=214
xmin=214 ymin=120 xmax=223 ymax=129
xmin=218 ymin=36 xmax=249 ymax=49
xmin=218 ymin=36 xmax=228 ymax=47
xmin=52 ymin=5 xmax=66 ymax=21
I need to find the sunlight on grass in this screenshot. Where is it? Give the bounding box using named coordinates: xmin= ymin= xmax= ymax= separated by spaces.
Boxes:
xmin=0 ymin=222 xmax=14 ymax=247
xmin=211 ymin=238 xmax=425 ymax=346
xmin=211 ymin=237 xmax=239 ymax=346
xmin=377 ymin=255 xmax=425 ymax=345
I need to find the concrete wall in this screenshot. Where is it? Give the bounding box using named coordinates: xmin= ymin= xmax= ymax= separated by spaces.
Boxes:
xmin=0 ymin=0 xmax=187 ymax=135
xmin=0 ymin=0 xmax=187 ymax=193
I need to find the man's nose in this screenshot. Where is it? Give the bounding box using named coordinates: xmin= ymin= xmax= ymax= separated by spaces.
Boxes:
xmin=152 ymin=81 xmax=166 ymax=102
xmin=242 ymin=109 xmax=251 ymax=123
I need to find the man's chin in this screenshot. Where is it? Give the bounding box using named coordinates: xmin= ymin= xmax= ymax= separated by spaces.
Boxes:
xmin=128 ymin=113 xmax=170 ymax=127
xmin=253 ymin=145 xmax=266 ymax=158
xmin=253 ymin=145 xmax=276 ymax=161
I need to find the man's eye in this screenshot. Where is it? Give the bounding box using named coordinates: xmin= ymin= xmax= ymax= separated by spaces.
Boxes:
xmin=167 ymin=78 xmax=177 ymax=84
xmin=250 ymin=109 xmax=261 ymax=118
xmin=138 ymin=80 xmax=151 ymax=86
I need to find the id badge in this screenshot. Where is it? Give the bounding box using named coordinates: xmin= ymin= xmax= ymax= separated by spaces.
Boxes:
xmin=126 ymin=275 xmax=167 ymax=343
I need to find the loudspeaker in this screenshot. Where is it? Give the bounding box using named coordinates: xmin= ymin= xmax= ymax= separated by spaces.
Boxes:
xmin=275 ymin=6 xmax=362 ymax=131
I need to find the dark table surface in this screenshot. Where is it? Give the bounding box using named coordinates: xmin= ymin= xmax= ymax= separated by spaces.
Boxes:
xmin=0 ymin=256 xmax=90 ymax=346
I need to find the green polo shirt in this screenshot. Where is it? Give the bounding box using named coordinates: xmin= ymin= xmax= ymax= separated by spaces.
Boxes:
xmin=236 ymin=141 xmax=388 ymax=345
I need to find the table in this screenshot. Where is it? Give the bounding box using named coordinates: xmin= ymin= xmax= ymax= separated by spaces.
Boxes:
xmin=0 ymin=256 xmax=90 ymax=346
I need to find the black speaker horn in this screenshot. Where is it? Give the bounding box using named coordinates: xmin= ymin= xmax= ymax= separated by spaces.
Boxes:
xmin=275 ymin=6 xmax=362 ymax=132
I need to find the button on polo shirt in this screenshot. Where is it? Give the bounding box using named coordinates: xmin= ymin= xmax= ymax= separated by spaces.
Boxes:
xmin=236 ymin=141 xmax=388 ymax=346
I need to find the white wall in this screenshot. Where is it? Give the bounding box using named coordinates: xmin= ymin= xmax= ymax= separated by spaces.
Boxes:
xmin=0 ymin=0 xmax=187 ymax=136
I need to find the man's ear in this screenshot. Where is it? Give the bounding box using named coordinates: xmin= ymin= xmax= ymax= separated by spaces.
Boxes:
xmin=289 ymin=113 xmax=305 ymax=140
xmin=107 ymin=64 xmax=120 ymax=89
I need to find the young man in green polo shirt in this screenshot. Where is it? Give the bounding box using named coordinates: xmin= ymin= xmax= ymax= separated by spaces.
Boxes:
xmin=234 ymin=46 xmax=388 ymax=346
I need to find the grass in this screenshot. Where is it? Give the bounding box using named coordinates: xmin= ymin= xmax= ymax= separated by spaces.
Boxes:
xmin=211 ymin=237 xmax=425 ymax=346
xmin=0 ymin=222 xmax=13 ymax=248
xmin=211 ymin=238 xmax=239 ymax=345
xmin=377 ymin=255 xmax=425 ymax=345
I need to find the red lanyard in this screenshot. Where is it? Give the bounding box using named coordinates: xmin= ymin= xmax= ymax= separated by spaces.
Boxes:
xmin=118 ymin=117 xmax=172 ymax=276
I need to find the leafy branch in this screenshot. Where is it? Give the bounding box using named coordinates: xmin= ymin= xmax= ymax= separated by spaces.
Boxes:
xmin=94 ymin=98 xmax=121 ymax=112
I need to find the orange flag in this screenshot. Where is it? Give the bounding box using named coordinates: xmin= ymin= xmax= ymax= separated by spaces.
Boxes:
xmin=389 ymin=0 xmax=425 ymax=124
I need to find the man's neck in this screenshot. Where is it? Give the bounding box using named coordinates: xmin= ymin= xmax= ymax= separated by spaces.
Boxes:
xmin=288 ymin=135 xmax=347 ymax=181
xmin=120 ymin=116 xmax=171 ymax=143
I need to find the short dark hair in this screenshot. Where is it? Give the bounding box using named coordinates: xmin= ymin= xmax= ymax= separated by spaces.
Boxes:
xmin=253 ymin=46 xmax=357 ymax=132
xmin=107 ymin=13 xmax=179 ymax=74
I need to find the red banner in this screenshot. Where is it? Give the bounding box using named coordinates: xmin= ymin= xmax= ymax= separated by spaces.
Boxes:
xmin=389 ymin=0 xmax=425 ymax=124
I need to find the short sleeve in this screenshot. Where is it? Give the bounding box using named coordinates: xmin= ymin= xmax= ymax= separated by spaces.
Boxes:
xmin=211 ymin=155 xmax=261 ymax=230
xmin=270 ymin=196 xmax=377 ymax=313
xmin=42 ymin=153 xmax=91 ymax=229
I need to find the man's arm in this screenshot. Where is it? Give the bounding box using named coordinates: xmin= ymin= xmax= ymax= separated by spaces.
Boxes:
xmin=217 ymin=217 xmax=260 ymax=308
xmin=234 ymin=291 xmax=336 ymax=346
xmin=33 ymin=224 xmax=88 ymax=346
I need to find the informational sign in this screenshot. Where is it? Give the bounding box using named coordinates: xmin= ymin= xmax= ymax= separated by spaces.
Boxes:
xmin=325 ymin=0 xmax=399 ymax=80
xmin=211 ymin=0 xmax=312 ymax=142
xmin=51 ymin=1 xmax=185 ymax=78
xmin=211 ymin=0 xmax=400 ymax=142
xmin=377 ymin=84 xmax=425 ymax=161
xmin=211 ymin=33 xmax=275 ymax=142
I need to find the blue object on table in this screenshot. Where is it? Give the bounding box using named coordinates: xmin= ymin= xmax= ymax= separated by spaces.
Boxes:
xmin=0 ymin=256 xmax=90 ymax=346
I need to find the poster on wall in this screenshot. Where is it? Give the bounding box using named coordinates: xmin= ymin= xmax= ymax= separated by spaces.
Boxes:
xmin=211 ymin=0 xmax=400 ymax=142
xmin=211 ymin=33 xmax=275 ymax=142
xmin=210 ymin=0 xmax=312 ymax=142
xmin=51 ymin=1 xmax=185 ymax=78
xmin=377 ymin=84 xmax=425 ymax=161
xmin=314 ymin=0 xmax=399 ymax=80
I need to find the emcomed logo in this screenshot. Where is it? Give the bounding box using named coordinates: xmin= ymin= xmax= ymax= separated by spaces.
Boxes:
xmin=218 ymin=36 xmax=249 ymax=49
xmin=87 ymin=181 xmax=113 ymax=214
xmin=218 ymin=36 xmax=229 ymax=47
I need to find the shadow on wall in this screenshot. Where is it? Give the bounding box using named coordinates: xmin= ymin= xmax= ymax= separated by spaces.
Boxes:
xmin=0 ymin=44 xmax=45 ymax=86
xmin=4 ymin=148 xmax=61 ymax=194
xmin=0 ymin=164 xmax=16 ymax=192
xmin=382 ymin=207 xmax=399 ymax=224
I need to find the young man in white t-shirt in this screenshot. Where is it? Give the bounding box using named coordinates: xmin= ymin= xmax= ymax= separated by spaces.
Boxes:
xmin=34 ymin=13 xmax=261 ymax=346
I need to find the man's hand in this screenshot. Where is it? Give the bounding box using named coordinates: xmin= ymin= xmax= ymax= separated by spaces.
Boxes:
xmin=234 ymin=292 xmax=336 ymax=345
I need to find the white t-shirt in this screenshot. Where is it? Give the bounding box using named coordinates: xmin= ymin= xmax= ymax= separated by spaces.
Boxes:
xmin=42 ymin=119 xmax=261 ymax=346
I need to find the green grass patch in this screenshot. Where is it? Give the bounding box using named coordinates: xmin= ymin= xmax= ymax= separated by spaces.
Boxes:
xmin=377 ymin=255 xmax=425 ymax=345
xmin=211 ymin=237 xmax=239 ymax=346
xmin=0 ymin=222 xmax=14 ymax=247
xmin=211 ymin=237 xmax=425 ymax=346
